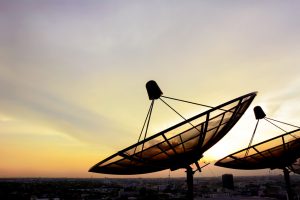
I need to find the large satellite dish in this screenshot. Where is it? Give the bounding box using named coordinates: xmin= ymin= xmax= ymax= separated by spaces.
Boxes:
xmin=215 ymin=106 xmax=300 ymax=200
xmin=89 ymin=80 xmax=256 ymax=200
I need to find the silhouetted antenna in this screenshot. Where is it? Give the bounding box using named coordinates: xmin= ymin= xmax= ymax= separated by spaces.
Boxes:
xmin=216 ymin=105 xmax=300 ymax=200
xmin=89 ymin=80 xmax=257 ymax=200
xmin=245 ymin=106 xmax=299 ymax=157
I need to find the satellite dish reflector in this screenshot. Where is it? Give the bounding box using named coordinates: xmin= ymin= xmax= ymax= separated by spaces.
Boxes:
xmin=215 ymin=129 xmax=300 ymax=170
xmin=89 ymin=90 xmax=257 ymax=175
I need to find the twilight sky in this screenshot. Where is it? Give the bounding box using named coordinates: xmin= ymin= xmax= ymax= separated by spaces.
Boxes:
xmin=1 ymin=1 xmax=300 ymax=178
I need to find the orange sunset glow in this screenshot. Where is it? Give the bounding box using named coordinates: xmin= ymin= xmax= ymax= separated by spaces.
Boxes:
xmin=1 ymin=1 xmax=300 ymax=178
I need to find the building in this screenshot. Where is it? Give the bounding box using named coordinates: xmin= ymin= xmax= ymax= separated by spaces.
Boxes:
xmin=222 ymin=174 xmax=234 ymax=190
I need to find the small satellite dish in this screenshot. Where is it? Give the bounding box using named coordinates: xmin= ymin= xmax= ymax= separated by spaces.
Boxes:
xmin=215 ymin=106 xmax=300 ymax=200
xmin=215 ymin=129 xmax=300 ymax=170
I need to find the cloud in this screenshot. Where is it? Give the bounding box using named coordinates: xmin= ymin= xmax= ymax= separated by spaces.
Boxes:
xmin=0 ymin=76 xmax=124 ymax=146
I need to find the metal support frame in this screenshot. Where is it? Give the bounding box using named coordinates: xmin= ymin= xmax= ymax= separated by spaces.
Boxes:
xmin=134 ymin=100 xmax=155 ymax=154
xmin=245 ymin=119 xmax=260 ymax=157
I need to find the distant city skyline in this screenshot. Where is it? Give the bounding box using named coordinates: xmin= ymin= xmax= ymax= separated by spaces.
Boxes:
xmin=1 ymin=1 xmax=300 ymax=178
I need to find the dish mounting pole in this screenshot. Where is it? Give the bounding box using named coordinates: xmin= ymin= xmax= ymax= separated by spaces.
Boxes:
xmin=186 ymin=166 xmax=194 ymax=200
xmin=283 ymin=168 xmax=293 ymax=200
xmin=186 ymin=162 xmax=209 ymax=200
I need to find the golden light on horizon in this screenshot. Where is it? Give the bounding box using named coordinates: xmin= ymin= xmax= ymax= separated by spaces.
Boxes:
xmin=1 ymin=1 xmax=300 ymax=178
